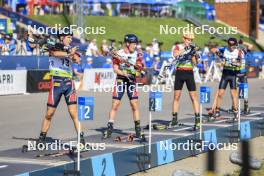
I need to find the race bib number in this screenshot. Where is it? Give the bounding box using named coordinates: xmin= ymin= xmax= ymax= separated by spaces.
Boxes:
xmin=49 ymin=57 xmax=71 ymax=72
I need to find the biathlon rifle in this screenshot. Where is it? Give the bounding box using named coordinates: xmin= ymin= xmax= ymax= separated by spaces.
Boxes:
xmin=171 ymin=43 xmax=200 ymax=66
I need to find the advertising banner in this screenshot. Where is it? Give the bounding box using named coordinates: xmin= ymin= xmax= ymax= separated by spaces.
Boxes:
xmin=0 ymin=70 xmax=27 ymax=95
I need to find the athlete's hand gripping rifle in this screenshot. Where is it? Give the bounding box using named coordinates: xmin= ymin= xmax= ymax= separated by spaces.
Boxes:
xmin=110 ymin=49 xmax=145 ymax=72
xmin=171 ymin=43 xmax=200 ymax=66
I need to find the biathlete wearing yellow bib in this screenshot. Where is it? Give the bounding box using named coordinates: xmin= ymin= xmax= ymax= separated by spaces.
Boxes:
xmin=47 ymin=56 xmax=77 ymax=108
xmin=173 ymin=43 xmax=197 ymax=91
xmin=218 ymin=47 xmax=243 ymax=90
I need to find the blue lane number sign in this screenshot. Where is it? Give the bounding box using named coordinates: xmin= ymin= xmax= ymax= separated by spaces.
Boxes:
xmin=239 ymin=83 xmax=248 ymax=99
xmin=78 ymin=97 xmax=94 ymax=121
xmin=149 ymin=91 xmax=162 ymax=112
xmin=200 ymin=86 xmax=210 ymax=104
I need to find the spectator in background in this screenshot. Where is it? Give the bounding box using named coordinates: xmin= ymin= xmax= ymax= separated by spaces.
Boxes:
xmin=106 ymin=3 xmax=112 ymax=16
xmin=137 ymin=40 xmax=142 ymax=50
xmin=171 ymin=41 xmax=180 ymax=57
xmin=143 ymin=49 xmax=153 ymax=68
xmin=69 ymin=4 xmax=74 ymax=15
xmin=152 ymin=56 xmax=161 ymax=83
xmin=197 ymin=58 xmax=209 ymax=80
xmin=92 ymin=3 xmax=104 ymax=16
xmin=168 ymin=58 xmax=175 ymax=73
xmin=83 ymin=58 xmax=93 ymax=70
xmin=86 ymin=38 xmax=100 ymax=57
xmin=202 ymin=44 xmax=210 ymax=57
xmin=109 ymin=39 xmax=116 ymax=51
xmin=16 ymin=33 xmax=27 ymax=55
xmin=101 ymin=39 xmax=109 ymax=56
xmin=1 ymin=34 xmax=15 ymax=55
xmin=116 ymin=3 xmax=121 ymax=16
xmin=0 ymin=33 xmax=4 ymax=55
xmin=72 ymin=61 xmax=84 ymax=91
xmin=102 ymin=58 xmax=112 ymax=68
xmin=117 ymin=41 xmax=123 ymax=50
xmin=72 ymin=62 xmax=84 ymax=78
xmin=146 ymin=43 xmax=153 ymax=58
xmin=1 ymin=37 xmax=10 ymax=55
xmin=8 ymin=34 xmax=16 ymax=55
xmin=25 ymin=34 xmax=35 ymax=55
xmin=152 ymin=38 xmax=160 ymax=57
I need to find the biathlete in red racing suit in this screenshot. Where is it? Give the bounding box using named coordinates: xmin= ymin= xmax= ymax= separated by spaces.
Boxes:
xmin=102 ymin=34 xmax=146 ymax=140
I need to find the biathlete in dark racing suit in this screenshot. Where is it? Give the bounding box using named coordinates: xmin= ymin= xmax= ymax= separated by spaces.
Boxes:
xmin=211 ymin=38 xmax=243 ymax=121
xmin=38 ymin=29 xmax=85 ymax=144
xmin=235 ymin=39 xmax=253 ymax=114
xmin=171 ymin=31 xmax=200 ymax=130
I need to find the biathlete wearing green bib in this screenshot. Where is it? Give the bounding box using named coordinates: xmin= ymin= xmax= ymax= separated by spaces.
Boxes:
xmin=173 ymin=43 xmax=196 ymax=91
xmin=47 ymin=56 xmax=77 ymax=108
xmin=218 ymin=47 xmax=243 ymax=90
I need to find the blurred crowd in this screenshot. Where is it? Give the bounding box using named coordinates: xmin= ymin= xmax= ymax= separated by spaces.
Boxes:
xmin=4 ymin=2 xmax=172 ymax=18
xmin=0 ymin=32 xmax=41 ymax=56
xmin=1 ymin=31 xmax=261 ymax=83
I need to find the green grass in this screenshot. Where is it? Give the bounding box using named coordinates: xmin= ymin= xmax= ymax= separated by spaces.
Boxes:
xmin=30 ymin=15 xmax=69 ymax=27
xmin=29 ymin=15 xmax=262 ymax=51
xmin=201 ymin=20 xmax=262 ymax=51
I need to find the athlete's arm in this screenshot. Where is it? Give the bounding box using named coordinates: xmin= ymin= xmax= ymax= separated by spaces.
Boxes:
xmin=135 ymin=55 xmax=144 ymax=71
xmin=243 ymin=41 xmax=253 ymax=51
xmin=72 ymin=53 xmax=81 ymax=64
xmin=50 ymin=51 xmax=69 ymax=57
xmin=50 ymin=47 xmax=80 ymax=63
xmin=173 ymin=45 xmax=185 ymax=58
xmin=113 ymin=64 xmax=127 ymax=76
xmin=212 ymin=47 xmax=225 ymax=66
xmin=191 ymin=55 xmax=198 ymax=65
xmin=233 ymin=50 xmax=243 ymax=67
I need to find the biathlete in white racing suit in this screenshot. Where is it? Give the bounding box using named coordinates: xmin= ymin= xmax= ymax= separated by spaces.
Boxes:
xmin=102 ymin=34 xmax=146 ymax=140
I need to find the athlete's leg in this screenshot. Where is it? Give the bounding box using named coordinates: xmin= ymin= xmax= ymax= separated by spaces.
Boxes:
xmin=185 ymin=71 xmax=200 ymax=130
xmin=209 ymin=90 xmax=219 ymax=114
xmin=130 ymin=99 xmax=144 ymax=138
xmin=172 ymin=90 xmax=182 ymax=114
xmin=40 ymin=107 xmax=56 ymax=134
xmin=189 ymin=91 xmax=200 ymax=114
xmin=185 ymin=71 xmax=199 ymax=114
xmin=230 ymin=75 xmax=239 ymax=119
xmin=126 ymin=81 xmax=144 ymax=138
xmin=130 ymin=99 xmax=139 ymax=121
xmin=230 ymin=89 xmax=238 ymax=111
xmin=171 ymin=90 xmax=182 ymax=126
xmin=216 ymin=89 xmax=226 ymax=110
xmin=67 ymin=104 xmax=81 ymax=132
xmin=109 ymin=99 xmax=121 ymax=122
xmin=103 ymin=80 xmax=124 ymax=138
xmin=39 ymin=78 xmax=62 ymax=140
xmin=215 ymin=75 xmax=229 ymax=114
xmin=102 ymin=99 xmax=122 ymax=139
xmin=171 ymin=70 xmax=184 ymax=125
xmin=242 ymin=75 xmax=250 ymax=113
